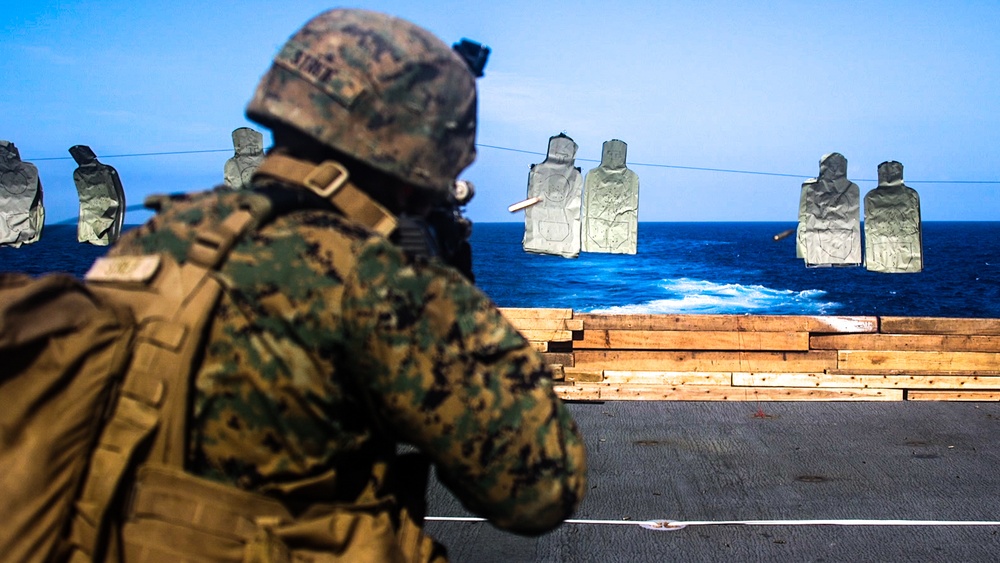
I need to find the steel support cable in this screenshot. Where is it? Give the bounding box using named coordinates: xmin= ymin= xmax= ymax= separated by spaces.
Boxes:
xmin=474 ymin=143 xmax=1000 ymax=184
xmin=22 ymin=144 xmax=1000 ymax=184
xmin=28 ymin=149 xmax=232 ymax=161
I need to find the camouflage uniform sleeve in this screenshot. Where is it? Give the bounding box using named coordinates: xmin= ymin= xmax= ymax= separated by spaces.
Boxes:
xmin=342 ymin=237 xmax=587 ymax=535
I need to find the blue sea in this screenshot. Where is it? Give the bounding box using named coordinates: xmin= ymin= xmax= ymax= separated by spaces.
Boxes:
xmin=3 ymin=222 xmax=999 ymax=317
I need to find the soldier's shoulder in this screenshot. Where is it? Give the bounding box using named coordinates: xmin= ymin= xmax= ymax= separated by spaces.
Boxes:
xmin=253 ymin=206 xmax=395 ymax=269
xmin=109 ymin=189 xmax=225 ymax=255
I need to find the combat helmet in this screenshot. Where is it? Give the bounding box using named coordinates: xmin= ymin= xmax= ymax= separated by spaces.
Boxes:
xmin=246 ymin=8 xmax=478 ymax=196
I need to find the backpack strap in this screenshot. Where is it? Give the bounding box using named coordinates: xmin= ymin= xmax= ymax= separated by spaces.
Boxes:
xmin=148 ymin=206 xmax=260 ymax=466
xmin=67 ymin=200 xmax=269 ymax=561
xmin=254 ymin=153 xmax=398 ymax=237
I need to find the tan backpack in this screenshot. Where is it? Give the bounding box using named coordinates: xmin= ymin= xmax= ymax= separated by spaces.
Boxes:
xmin=1 ymin=190 xmax=444 ymax=562
xmin=0 ymin=204 xmax=259 ymax=562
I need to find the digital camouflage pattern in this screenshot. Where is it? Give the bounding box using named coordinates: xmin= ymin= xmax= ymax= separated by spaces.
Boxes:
xmin=108 ymin=185 xmax=587 ymax=535
xmin=246 ymin=9 xmax=478 ymax=195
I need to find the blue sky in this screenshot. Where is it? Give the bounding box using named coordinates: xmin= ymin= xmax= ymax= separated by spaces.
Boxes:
xmin=3 ymin=1 xmax=999 ymax=224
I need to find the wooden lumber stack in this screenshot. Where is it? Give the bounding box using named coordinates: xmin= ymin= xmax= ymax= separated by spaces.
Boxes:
xmin=499 ymin=308 xmax=580 ymax=374
xmin=498 ymin=309 xmax=1000 ymax=402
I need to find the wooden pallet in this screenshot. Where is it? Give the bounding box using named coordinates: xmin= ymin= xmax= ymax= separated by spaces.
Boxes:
xmin=499 ymin=308 xmax=1000 ymax=402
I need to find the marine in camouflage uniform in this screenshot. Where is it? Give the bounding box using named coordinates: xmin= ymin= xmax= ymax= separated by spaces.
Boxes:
xmin=109 ymin=8 xmax=586 ymax=560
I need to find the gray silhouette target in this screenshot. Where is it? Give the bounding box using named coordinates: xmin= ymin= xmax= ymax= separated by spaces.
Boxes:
xmin=71 ymin=145 xmax=126 ymax=246
xmin=0 ymin=140 xmax=44 ymax=247
xmin=795 ymin=152 xmax=862 ymax=267
xmin=224 ymin=127 xmax=264 ymax=190
xmin=864 ymin=160 xmax=922 ymax=273
xmin=582 ymin=139 xmax=639 ymax=254
xmin=523 ymin=134 xmax=583 ymax=258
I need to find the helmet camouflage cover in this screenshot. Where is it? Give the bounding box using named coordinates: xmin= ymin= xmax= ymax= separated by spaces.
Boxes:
xmin=247 ymin=8 xmax=478 ymax=194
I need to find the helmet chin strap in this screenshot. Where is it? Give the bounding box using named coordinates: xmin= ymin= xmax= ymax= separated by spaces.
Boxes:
xmin=253 ymin=153 xmax=398 ymax=237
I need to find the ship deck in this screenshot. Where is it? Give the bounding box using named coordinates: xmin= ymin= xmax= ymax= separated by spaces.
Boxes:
xmin=427 ymin=400 xmax=1000 ymax=562
xmin=424 ymin=311 xmax=1000 ymax=561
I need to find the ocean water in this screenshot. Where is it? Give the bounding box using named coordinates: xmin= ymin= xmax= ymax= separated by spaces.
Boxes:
xmin=472 ymin=222 xmax=1000 ymax=317
xmin=3 ymin=222 xmax=999 ymax=317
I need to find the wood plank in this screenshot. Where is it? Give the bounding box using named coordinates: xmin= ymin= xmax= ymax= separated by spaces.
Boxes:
xmin=518 ymin=329 xmax=573 ymax=342
xmin=563 ymin=368 xmax=604 ymax=383
xmin=601 ymin=371 xmax=733 ymax=386
xmin=576 ymin=314 xmax=877 ymax=333
xmin=733 ymin=372 xmax=1000 ymax=390
xmin=879 ymin=317 xmax=1000 ymax=336
xmin=907 ymin=391 xmax=1000 ymax=401
xmin=805 ymin=316 xmax=879 ymax=334
xmin=810 ymin=333 xmax=1000 ymax=353
xmin=548 ymin=363 xmax=565 ymax=381
xmin=574 ymin=350 xmax=837 ymax=373
xmin=529 ymin=341 xmax=549 ymax=353
xmin=831 ymin=369 xmax=1000 ymax=376
xmin=500 ymin=308 xmax=573 ymax=320
xmin=554 ymin=384 xmax=602 ymax=401
xmin=726 ymin=387 xmax=902 ymax=401
xmin=576 ymin=329 xmax=808 ymax=351
xmin=507 ymin=319 xmax=580 ymax=331
xmin=838 ymin=350 xmax=1000 ymax=372
xmin=556 ymin=383 xmax=742 ymax=401
xmin=556 ymin=383 xmax=900 ymax=401
xmin=542 ymin=352 xmax=574 ymax=367
xmin=586 ymin=384 xmax=740 ymax=401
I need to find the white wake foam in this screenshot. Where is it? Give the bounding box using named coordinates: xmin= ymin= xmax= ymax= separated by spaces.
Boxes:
xmin=587 ymin=277 xmax=838 ymax=315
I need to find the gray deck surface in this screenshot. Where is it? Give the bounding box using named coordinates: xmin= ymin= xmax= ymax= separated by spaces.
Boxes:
xmin=425 ymin=401 xmax=1000 ymax=562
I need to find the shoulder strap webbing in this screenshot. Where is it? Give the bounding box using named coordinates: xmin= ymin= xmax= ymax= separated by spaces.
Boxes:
xmin=254 ymin=153 xmax=398 ymax=237
xmin=67 ymin=205 xmax=261 ymax=561
xmin=149 ymin=207 xmax=258 ymax=464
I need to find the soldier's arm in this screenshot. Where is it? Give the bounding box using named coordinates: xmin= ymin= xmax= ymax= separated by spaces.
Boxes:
xmin=343 ymin=238 xmax=587 ymax=536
